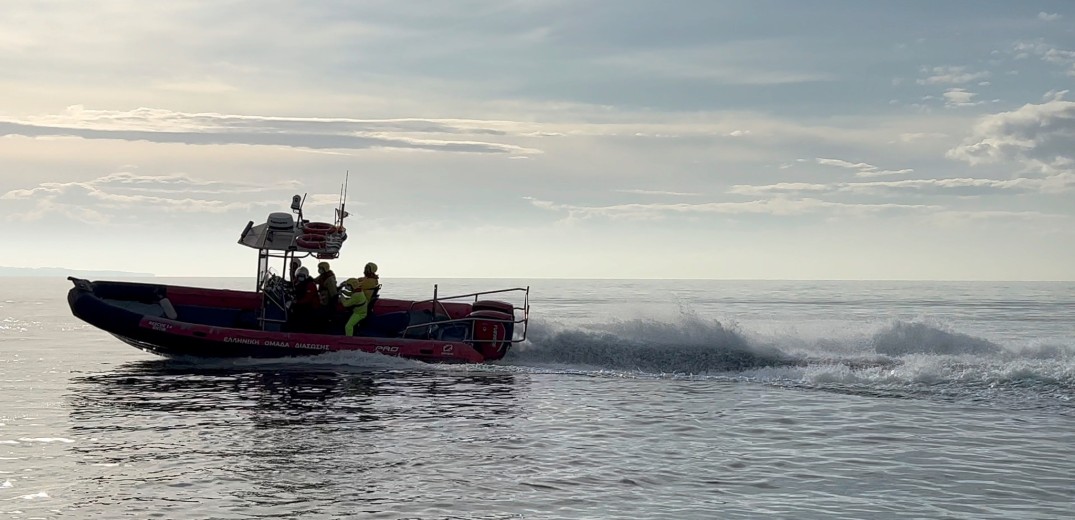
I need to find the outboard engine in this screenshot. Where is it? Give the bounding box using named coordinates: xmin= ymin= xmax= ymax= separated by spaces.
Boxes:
xmin=472 ymin=301 xmax=515 ymax=340
xmin=468 ymin=300 xmax=515 ymax=360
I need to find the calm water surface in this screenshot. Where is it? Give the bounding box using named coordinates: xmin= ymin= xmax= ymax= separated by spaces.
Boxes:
xmin=2 ymin=277 xmax=1073 ymax=519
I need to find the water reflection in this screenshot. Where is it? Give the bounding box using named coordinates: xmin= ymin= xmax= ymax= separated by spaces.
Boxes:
xmin=64 ymin=360 xmax=524 ymax=515
xmin=67 ymin=359 xmax=519 ymax=425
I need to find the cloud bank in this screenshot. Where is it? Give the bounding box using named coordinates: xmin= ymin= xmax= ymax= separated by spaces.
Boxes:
xmin=0 ymin=107 xmax=542 ymax=155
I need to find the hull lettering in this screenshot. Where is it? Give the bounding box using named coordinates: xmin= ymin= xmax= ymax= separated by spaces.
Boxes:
xmin=223 ymin=337 xmax=260 ymax=345
xmin=295 ymin=343 xmax=332 ymax=351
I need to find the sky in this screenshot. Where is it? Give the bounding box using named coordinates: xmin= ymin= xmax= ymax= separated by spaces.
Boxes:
xmin=1 ymin=1 xmax=1074 ymax=280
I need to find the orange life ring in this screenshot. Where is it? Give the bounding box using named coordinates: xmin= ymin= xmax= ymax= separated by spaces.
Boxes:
xmin=296 ymin=233 xmax=327 ymax=249
xmin=303 ymin=221 xmax=335 ymax=235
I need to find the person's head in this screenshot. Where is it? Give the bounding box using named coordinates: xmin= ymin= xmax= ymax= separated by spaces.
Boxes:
xmin=317 ymin=261 xmax=330 ymax=274
xmin=290 ymin=258 xmax=301 ymax=269
xmin=345 ymin=277 xmax=361 ymax=290
xmin=364 ymin=262 xmax=378 ymax=276
xmin=295 ymin=267 xmax=309 ymax=282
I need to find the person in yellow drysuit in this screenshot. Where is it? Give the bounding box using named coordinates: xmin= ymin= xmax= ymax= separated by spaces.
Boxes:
xmin=341 ymin=262 xmax=380 ymax=336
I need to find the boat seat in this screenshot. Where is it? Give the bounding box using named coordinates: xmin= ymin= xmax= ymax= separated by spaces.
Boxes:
xmin=159 ymin=298 xmax=179 ymax=320
xmin=368 ymin=284 xmax=381 ymax=312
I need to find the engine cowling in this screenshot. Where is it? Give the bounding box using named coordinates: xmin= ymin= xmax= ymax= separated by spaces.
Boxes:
xmin=472 ymin=300 xmax=514 ymax=314
xmin=468 ymin=310 xmax=512 ymax=360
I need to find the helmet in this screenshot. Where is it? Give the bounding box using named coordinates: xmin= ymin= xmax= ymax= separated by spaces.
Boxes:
xmin=365 ymin=262 xmax=378 ymax=274
xmin=295 ymin=267 xmax=309 ymax=280
xmin=345 ymin=277 xmax=361 ymax=289
xmin=317 ymin=261 xmax=330 ymax=273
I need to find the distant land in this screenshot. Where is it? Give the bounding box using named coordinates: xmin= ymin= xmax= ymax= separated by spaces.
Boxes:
xmin=0 ymin=266 xmax=155 ymax=277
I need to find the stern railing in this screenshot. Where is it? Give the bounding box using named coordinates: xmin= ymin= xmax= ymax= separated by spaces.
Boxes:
xmin=402 ymin=285 xmax=530 ymax=343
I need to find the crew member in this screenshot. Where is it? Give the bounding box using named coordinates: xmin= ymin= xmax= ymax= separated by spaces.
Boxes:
xmin=355 ymin=262 xmax=380 ymax=302
xmin=289 ymin=258 xmax=302 ymax=283
xmin=340 ymin=262 xmax=380 ymax=336
xmin=314 ymin=261 xmax=338 ymax=306
xmin=289 ymin=267 xmax=320 ymax=332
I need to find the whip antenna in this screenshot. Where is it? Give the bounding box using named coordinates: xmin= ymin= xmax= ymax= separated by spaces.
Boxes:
xmin=336 ymin=171 xmax=350 ymax=227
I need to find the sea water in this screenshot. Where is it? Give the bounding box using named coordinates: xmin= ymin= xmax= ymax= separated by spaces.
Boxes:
xmin=0 ymin=277 xmax=1072 ymax=519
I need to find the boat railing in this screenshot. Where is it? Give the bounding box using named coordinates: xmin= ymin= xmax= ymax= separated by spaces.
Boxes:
xmin=401 ymin=314 xmax=528 ymax=344
xmin=258 ymin=274 xmax=291 ymax=330
xmin=402 ymin=285 xmax=530 ymax=343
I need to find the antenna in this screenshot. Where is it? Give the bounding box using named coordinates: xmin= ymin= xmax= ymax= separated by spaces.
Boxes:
xmin=338 ymin=172 xmax=345 ymax=206
xmin=336 ymin=171 xmax=350 ymax=227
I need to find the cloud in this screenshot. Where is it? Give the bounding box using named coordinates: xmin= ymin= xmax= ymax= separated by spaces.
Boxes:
xmin=816 ymin=158 xmax=873 ymax=170
xmin=931 ymin=209 xmax=1064 ymax=222
xmin=151 ymin=79 xmax=239 ymax=94
xmin=816 ymin=158 xmax=913 ymax=178
xmin=1044 ymin=89 xmax=1069 ymax=102
xmin=598 ymin=40 xmax=835 ymax=86
xmin=1043 ymin=50 xmax=1075 ymax=76
xmin=1013 ymin=40 xmax=1075 ymax=76
xmin=916 ymin=66 xmax=990 ymax=85
xmin=856 ymin=169 xmax=914 ymax=178
xmin=83 ymin=172 xmax=301 ymax=195
xmin=0 ymin=107 xmax=543 ymax=155
xmin=727 ymin=183 xmax=831 ymax=195
xmin=729 ymin=177 xmax=1049 ymax=197
xmin=942 ymin=88 xmax=984 ymax=108
xmin=1038 ymin=12 xmax=1061 ymax=22
xmin=1013 ymin=40 xmax=1049 ymax=60
xmin=526 ymin=196 xmax=932 ymax=221
xmin=946 ymin=97 xmax=1075 ymax=190
xmin=898 ymin=132 xmax=948 ymax=142
xmin=616 ymin=189 xmax=703 ymax=197
xmin=1 ymin=173 xmax=297 ymax=223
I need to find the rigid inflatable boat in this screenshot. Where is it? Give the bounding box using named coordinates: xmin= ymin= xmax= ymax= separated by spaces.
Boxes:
xmin=67 ymin=188 xmax=529 ymax=363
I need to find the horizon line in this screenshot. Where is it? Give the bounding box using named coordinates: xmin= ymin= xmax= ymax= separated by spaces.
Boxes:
xmin=5 ymin=274 xmax=1073 ymax=283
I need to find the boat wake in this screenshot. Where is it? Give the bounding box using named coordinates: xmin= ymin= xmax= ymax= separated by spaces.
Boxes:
xmin=872 ymin=320 xmax=1001 ymax=356
xmin=505 ymin=314 xmax=794 ymax=374
xmin=502 ymin=313 xmax=1075 ymax=404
